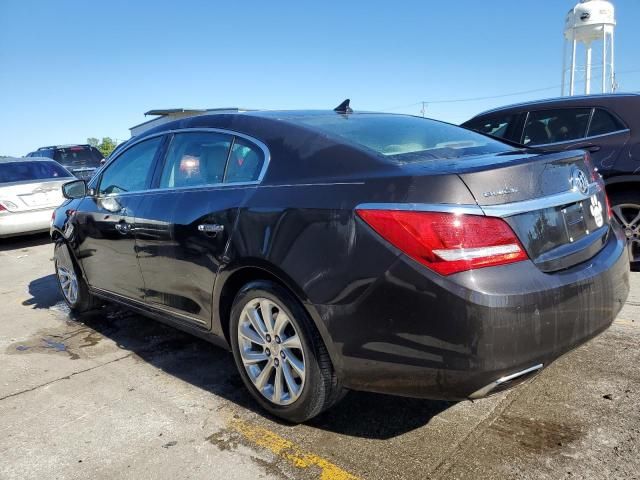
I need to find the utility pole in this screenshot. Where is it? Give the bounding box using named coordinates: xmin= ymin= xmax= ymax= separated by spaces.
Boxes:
xmin=420 ymin=102 xmax=427 ymax=117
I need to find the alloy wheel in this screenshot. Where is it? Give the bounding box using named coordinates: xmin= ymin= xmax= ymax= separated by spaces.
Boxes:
xmin=237 ymin=297 xmax=306 ymax=406
xmin=611 ymin=203 xmax=640 ymax=263
xmin=56 ymin=261 xmax=79 ymax=305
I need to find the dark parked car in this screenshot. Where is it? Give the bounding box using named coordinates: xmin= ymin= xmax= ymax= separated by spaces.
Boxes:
xmin=51 ymin=106 xmax=630 ymax=422
xmin=462 ymin=94 xmax=640 ymax=265
xmin=27 ymin=144 xmax=104 ymax=180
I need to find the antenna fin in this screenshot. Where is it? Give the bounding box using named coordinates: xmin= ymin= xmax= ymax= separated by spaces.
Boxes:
xmin=333 ymin=99 xmax=353 ymax=114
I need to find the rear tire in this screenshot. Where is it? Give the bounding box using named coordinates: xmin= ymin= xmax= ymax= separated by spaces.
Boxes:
xmin=609 ymin=190 xmax=640 ymax=268
xmin=229 ymin=280 xmax=344 ymax=423
xmin=54 ymin=242 xmax=100 ymax=313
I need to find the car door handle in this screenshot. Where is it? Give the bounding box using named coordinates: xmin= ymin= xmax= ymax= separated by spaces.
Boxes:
xmin=198 ymin=223 xmax=224 ymax=235
xmin=586 ymin=145 xmax=601 ymax=153
xmin=114 ymin=223 xmax=131 ymax=234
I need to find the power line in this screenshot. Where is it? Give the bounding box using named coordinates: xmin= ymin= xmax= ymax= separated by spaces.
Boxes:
xmin=382 ymin=68 xmax=640 ymax=111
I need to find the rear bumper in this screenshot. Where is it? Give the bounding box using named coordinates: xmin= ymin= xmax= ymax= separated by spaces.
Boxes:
xmin=316 ymin=225 xmax=630 ymax=400
xmin=0 ymin=209 xmax=54 ymax=238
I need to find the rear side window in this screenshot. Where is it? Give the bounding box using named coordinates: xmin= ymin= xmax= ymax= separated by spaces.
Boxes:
xmin=523 ymin=108 xmax=591 ymax=146
xmin=224 ymin=138 xmax=265 ymax=183
xmin=464 ymin=114 xmax=515 ymax=139
xmin=160 ymin=132 xmax=232 ymax=188
xmin=54 ymin=146 xmax=102 ymax=168
xmin=99 ymin=137 xmax=162 ymax=195
xmin=588 ymin=109 xmax=626 ymax=137
xmin=0 ymin=161 xmax=72 ymax=184
xmin=31 ymin=149 xmax=54 ymax=159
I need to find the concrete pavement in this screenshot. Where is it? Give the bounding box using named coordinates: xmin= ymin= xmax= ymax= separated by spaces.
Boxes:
xmin=0 ymin=234 xmax=638 ymax=479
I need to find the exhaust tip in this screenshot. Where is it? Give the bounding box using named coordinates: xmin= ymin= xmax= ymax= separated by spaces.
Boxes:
xmin=469 ymin=363 xmax=543 ymax=400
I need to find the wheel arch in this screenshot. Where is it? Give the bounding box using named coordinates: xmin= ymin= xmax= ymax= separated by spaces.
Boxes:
xmin=604 ymin=176 xmax=640 ymax=196
xmin=213 ymin=260 xmax=343 ymax=376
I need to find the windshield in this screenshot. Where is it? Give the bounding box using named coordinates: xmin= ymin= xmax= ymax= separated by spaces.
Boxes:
xmin=297 ymin=114 xmax=514 ymax=161
xmin=0 ymin=161 xmax=72 ymax=184
xmin=54 ymin=146 xmax=102 ymax=168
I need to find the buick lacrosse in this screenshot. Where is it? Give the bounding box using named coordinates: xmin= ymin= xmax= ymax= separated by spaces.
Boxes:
xmin=51 ymin=102 xmax=630 ymax=422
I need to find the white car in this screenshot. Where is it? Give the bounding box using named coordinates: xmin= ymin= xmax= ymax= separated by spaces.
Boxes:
xmin=0 ymin=157 xmax=74 ymax=238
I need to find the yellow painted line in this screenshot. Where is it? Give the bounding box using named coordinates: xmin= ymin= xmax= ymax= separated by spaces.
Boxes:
xmin=230 ymin=419 xmax=360 ymax=480
xmin=614 ymin=318 xmax=637 ymax=327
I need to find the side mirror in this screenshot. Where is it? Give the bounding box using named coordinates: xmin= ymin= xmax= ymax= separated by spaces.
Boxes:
xmin=62 ymin=179 xmax=87 ymax=199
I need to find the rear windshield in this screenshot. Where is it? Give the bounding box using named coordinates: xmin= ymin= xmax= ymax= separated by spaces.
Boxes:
xmin=0 ymin=161 xmax=72 ymax=184
xmin=54 ymin=147 xmax=102 ymax=167
xmin=297 ymin=114 xmax=513 ymax=161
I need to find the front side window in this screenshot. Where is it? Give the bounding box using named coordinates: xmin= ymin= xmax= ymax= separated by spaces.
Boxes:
xmin=159 ymin=132 xmax=232 ymax=188
xmin=464 ymin=114 xmax=515 ymax=139
xmin=523 ymin=108 xmax=591 ymax=146
xmin=98 ymin=137 xmax=162 ymax=195
xmin=588 ymin=108 xmax=626 ymax=137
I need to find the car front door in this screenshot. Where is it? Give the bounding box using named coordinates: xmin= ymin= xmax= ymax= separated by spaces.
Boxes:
xmin=75 ymin=136 xmax=165 ymax=300
xmin=135 ymin=130 xmax=266 ymax=328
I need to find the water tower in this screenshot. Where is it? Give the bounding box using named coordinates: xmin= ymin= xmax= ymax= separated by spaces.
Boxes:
xmin=562 ymin=0 xmax=616 ymax=96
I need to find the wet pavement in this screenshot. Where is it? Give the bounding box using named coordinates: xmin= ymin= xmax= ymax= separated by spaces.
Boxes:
xmin=0 ymin=234 xmax=638 ymax=479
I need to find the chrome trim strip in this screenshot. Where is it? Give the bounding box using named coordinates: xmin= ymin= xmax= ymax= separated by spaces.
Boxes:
xmin=90 ymin=286 xmax=207 ymax=326
xmin=356 ymin=202 xmax=484 ymax=216
xmin=530 ymin=128 xmax=630 ymax=148
xmin=481 ymin=182 xmax=601 ymax=217
xmin=469 ymin=363 xmax=543 ymax=400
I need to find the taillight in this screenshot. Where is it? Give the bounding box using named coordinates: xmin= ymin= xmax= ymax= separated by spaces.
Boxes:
xmin=604 ymin=192 xmax=613 ymax=220
xmin=584 ymin=152 xmax=598 ymax=181
xmin=0 ymin=203 xmax=6 ymax=213
xmin=356 ymin=209 xmax=529 ymax=276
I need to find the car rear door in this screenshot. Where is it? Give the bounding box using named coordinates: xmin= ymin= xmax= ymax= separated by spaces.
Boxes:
xmin=520 ymin=107 xmax=631 ymax=176
xmin=75 ymin=136 xmax=165 ymax=300
xmin=135 ymin=130 xmax=266 ymax=328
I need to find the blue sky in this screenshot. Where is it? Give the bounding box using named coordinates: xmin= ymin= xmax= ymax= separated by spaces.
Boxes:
xmin=1 ymin=0 xmax=639 ymax=156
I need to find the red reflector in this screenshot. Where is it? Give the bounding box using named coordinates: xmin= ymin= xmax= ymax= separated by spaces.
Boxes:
xmin=604 ymin=192 xmax=613 ymax=220
xmin=356 ymin=209 xmax=529 ymax=275
xmin=0 ymin=203 xmax=6 ymax=212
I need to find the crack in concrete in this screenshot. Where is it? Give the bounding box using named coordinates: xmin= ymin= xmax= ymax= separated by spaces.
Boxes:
xmin=0 ymin=353 xmax=133 ymax=402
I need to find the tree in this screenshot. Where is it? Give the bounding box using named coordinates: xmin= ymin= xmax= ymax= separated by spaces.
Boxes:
xmin=87 ymin=137 xmax=117 ymax=158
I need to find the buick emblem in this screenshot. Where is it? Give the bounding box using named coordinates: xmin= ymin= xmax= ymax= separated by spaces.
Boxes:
xmin=571 ymin=168 xmax=589 ymax=195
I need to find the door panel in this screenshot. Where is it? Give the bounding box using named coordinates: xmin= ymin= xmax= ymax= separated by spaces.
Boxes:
xmin=74 ymin=136 xmax=164 ymax=299
xmin=135 ymin=130 xmax=265 ymax=326
xmin=136 ymin=187 xmax=252 ymax=325
xmin=76 ymin=194 xmax=145 ymax=299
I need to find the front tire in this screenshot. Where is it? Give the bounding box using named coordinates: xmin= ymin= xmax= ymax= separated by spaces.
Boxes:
xmin=609 ymin=190 xmax=640 ymax=268
xmin=54 ymin=242 xmax=100 ymax=313
xmin=230 ymin=280 xmax=343 ymax=423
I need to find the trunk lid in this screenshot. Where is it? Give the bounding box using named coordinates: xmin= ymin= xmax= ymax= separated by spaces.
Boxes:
xmin=0 ymin=180 xmax=68 ymax=212
xmin=456 ymin=150 xmax=609 ymax=272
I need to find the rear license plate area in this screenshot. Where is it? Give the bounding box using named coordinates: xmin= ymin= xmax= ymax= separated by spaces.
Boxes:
xmin=561 ymin=202 xmax=588 ymax=242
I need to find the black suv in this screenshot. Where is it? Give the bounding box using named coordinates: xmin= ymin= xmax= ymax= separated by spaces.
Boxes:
xmin=26 ymin=144 xmax=104 ymax=180
xmin=462 ymin=94 xmax=640 ymax=264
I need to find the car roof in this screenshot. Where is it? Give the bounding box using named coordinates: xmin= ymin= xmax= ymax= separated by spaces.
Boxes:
xmin=36 ymin=144 xmax=93 ymax=150
xmin=0 ymin=156 xmax=56 ymax=164
xmin=471 ymin=93 xmax=640 ymax=118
